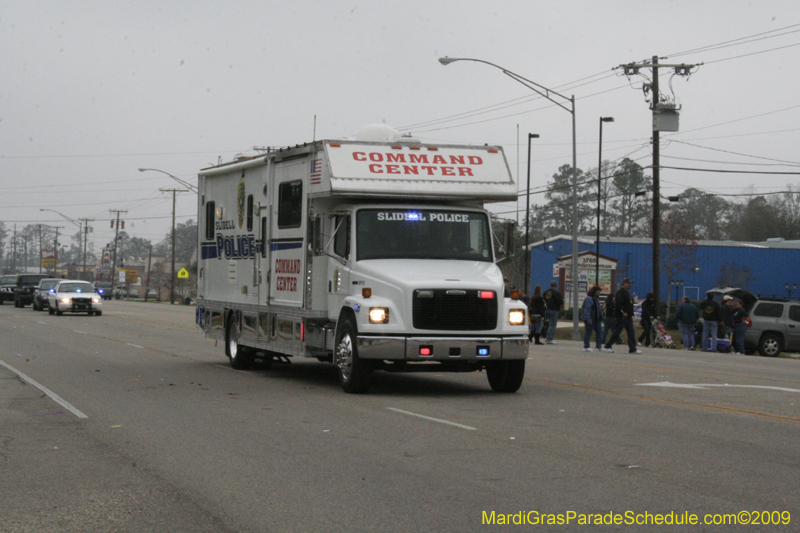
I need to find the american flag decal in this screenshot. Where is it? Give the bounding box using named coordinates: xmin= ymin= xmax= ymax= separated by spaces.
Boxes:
xmin=310 ymin=158 xmax=322 ymax=184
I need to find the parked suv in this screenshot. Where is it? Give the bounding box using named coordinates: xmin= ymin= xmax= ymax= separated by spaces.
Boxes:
xmin=14 ymin=274 xmax=51 ymax=308
xmin=710 ymin=287 xmax=800 ymax=357
xmin=0 ymin=274 xmax=17 ymax=304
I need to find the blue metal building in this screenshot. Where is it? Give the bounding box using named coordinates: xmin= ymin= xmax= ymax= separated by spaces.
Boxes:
xmin=528 ymin=235 xmax=800 ymax=303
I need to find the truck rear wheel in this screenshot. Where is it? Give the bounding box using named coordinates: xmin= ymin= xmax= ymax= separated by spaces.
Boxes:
xmin=487 ymin=360 xmax=526 ymax=393
xmin=335 ymin=319 xmax=371 ymax=394
xmin=226 ymin=316 xmax=253 ymax=370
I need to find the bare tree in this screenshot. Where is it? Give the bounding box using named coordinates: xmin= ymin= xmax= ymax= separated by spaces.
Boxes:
xmin=660 ymin=210 xmax=698 ymax=315
xmin=716 ymin=261 xmax=757 ymax=289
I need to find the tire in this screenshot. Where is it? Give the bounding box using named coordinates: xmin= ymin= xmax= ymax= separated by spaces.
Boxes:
xmin=55 ymin=304 xmax=63 ymax=316
xmin=487 ymin=360 xmax=526 ymax=393
xmin=758 ymin=333 xmax=782 ymax=357
xmin=48 ymin=306 xmax=54 ymax=315
xmin=226 ymin=315 xmax=252 ymax=370
xmin=95 ymin=310 xmax=102 ymax=317
xmin=32 ymin=300 xmax=38 ymax=311
xmin=335 ymin=318 xmax=372 ymax=394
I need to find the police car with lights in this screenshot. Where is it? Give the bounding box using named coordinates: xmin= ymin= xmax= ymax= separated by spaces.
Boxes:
xmin=48 ymin=280 xmax=103 ymax=316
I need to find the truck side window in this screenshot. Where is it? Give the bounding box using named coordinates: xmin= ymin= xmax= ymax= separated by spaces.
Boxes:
xmin=246 ymin=194 xmax=254 ymax=232
xmin=333 ymin=215 xmax=350 ymax=258
xmin=205 ymin=201 xmax=215 ymax=241
xmin=278 ymin=180 xmax=302 ymax=228
xmin=789 ymin=305 xmax=800 ymax=323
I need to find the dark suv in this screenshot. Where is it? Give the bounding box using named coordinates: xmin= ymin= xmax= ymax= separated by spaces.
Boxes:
xmin=94 ymin=281 xmax=113 ymax=300
xmin=710 ymin=287 xmax=800 ymax=357
xmin=14 ymin=274 xmax=51 ymax=308
xmin=0 ymin=275 xmax=17 ymax=304
xmin=32 ymin=278 xmax=61 ymax=311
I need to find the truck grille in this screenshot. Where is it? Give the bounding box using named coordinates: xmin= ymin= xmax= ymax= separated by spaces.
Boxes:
xmin=412 ymin=289 xmax=497 ymax=331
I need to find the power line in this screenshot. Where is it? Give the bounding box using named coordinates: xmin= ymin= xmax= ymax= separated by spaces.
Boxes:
xmin=703 ymin=42 xmax=800 ymax=65
xmin=667 ymin=23 xmax=800 ymax=58
xmin=662 ymin=154 xmax=800 ymax=167
xmin=660 ymin=165 xmax=800 ymax=176
xmin=668 ymin=139 xmax=800 ymax=166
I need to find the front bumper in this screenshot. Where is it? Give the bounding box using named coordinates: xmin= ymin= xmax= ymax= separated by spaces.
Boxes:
xmin=52 ymin=301 xmax=102 ymax=314
xmin=356 ymin=335 xmax=528 ymax=361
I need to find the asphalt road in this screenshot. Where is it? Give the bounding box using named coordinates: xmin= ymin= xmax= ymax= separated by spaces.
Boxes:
xmin=1 ymin=300 xmax=798 ymax=532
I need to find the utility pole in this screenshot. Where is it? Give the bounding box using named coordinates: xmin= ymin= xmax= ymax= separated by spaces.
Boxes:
xmin=37 ymin=224 xmax=43 ymax=273
xmin=12 ymin=225 xmax=17 ymax=272
xmin=52 ymin=226 xmax=63 ymax=275
xmin=145 ymin=242 xmax=153 ymax=302
xmin=109 ymin=209 xmax=127 ymax=291
xmin=161 ymin=188 xmax=189 ymax=304
xmin=617 ymin=56 xmax=700 ymax=312
xmin=79 ymin=219 xmax=93 ymax=281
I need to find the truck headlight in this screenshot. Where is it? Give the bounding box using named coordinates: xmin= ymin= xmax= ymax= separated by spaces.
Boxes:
xmin=508 ymin=309 xmax=526 ymax=326
xmin=369 ymin=307 xmax=389 ymax=324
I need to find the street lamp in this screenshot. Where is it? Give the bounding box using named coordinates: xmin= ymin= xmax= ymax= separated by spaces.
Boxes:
xmin=138 ymin=167 xmax=198 ymax=193
xmin=786 ymin=282 xmax=796 ymax=299
xmin=524 ymin=133 xmax=539 ymax=297
xmin=40 ymin=208 xmax=90 ymax=280
xmin=139 ymin=168 xmax=193 ymax=305
xmin=671 ymin=279 xmax=684 ymax=301
xmin=439 ymin=56 xmax=581 ymax=339
xmin=595 ymin=117 xmax=614 ymax=289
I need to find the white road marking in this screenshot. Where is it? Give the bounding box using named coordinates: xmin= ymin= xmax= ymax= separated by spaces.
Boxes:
xmin=387 ymin=407 xmax=477 ymax=431
xmin=73 ymin=330 xmax=87 ymax=335
xmin=637 ymin=381 xmax=800 ymax=393
xmin=0 ymin=360 xmax=88 ymax=419
xmin=126 ymin=343 xmax=144 ymax=349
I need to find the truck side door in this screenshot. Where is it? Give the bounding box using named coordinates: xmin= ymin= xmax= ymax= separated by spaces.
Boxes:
xmin=327 ymin=214 xmax=351 ymax=317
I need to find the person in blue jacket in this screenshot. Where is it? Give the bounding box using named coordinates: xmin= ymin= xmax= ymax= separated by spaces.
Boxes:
xmin=674 ymin=296 xmax=700 ymax=350
xmin=581 ymin=286 xmax=603 ymax=352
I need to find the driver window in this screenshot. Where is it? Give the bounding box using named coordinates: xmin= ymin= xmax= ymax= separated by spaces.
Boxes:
xmin=333 ymin=215 xmax=350 ymax=259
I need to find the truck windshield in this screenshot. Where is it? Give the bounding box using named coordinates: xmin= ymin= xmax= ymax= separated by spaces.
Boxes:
xmin=356 ymin=209 xmax=492 ymax=262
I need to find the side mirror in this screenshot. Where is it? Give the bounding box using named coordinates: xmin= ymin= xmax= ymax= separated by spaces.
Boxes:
xmin=310 ymin=214 xmax=323 ymax=254
xmin=503 ymin=221 xmax=516 ymax=257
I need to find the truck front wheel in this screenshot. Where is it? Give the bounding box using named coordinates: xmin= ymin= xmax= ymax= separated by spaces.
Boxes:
xmin=487 ymin=360 xmax=526 ymax=393
xmin=226 ymin=316 xmax=253 ymax=370
xmin=335 ymin=319 xmax=372 ymax=394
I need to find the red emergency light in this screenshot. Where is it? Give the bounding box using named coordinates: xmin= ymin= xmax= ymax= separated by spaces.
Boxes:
xmin=478 ymin=291 xmax=495 ymax=299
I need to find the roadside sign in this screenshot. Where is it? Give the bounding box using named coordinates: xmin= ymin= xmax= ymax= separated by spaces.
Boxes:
xmin=177 ymin=268 xmax=189 ymax=279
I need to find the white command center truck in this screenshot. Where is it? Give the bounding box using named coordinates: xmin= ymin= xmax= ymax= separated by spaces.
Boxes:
xmin=196 ymin=125 xmax=529 ymax=393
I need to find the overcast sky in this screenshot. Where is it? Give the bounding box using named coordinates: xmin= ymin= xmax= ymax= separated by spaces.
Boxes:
xmin=2 ymin=1 xmax=799 ymax=253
